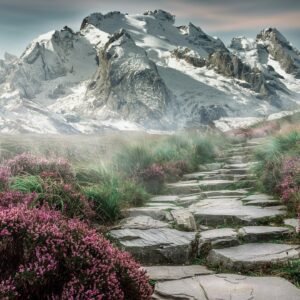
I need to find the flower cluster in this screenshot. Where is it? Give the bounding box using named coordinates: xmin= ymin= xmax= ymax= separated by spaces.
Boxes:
xmin=0 ymin=167 xmax=11 ymax=191
xmin=0 ymin=191 xmax=37 ymax=208
xmin=5 ymin=153 xmax=75 ymax=182
xmin=0 ymin=206 xmax=153 ymax=299
xmin=162 ymin=160 xmax=190 ymax=180
xmin=277 ymin=157 xmax=300 ymax=203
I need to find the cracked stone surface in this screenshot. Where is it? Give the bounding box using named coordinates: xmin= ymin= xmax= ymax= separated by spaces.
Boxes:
xmin=109 ymin=228 xmax=197 ymax=265
xmin=284 ymin=218 xmax=299 ymax=233
xmin=166 ymin=181 xmax=202 ymax=194
xmin=202 ymin=189 xmax=248 ymax=197
xmin=153 ymin=274 xmax=300 ymax=300
xmin=189 ymin=197 xmax=286 ymax=226
xmin=171 ymin=209 xmax=197 ymax=231
xmin=149 ymin=194 xmax=202 ymax=207
xmin=198 ymin=228 xmax=239 ymax=254
xmin=143 ymin=265 xmax=213 ymax=281
xmin=238 ymin=226 xmax=292 ymax=242
xmin=207 ymin=243 xmax=300 ymax=270
xmin=125 ymin=204 xmax=181 ymax=220
xmin=118 ymin=216 xmax=171 ymax=230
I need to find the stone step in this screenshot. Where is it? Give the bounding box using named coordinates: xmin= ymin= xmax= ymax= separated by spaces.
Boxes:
xmin=238 ymin=226 xmax=293 ymax=242
xmin=125 ymin=205 xmax=181 ymax=221
xmin=223 ymin=162 xmax=258 ymax=170
xmin=284 ymin=218 xmax=300 ymax=233
xmin=207 ymin=243 xmax=300 ymax=271
xmin=216 ymin=154 xmax=254 ymax=164
xmin=198 ymin=226 xmax=292 ymax=254
xmin=202 ymin=189 xmax=249 ymax=198
xmin=198 ymin=179 xmax=236 ymax=191
xmin=220 ymin=168 xmax=250 ymax=175
xmin=118 ymin=216 xmax=171 ymax=230
xmin=189 ymin=197 xmax=286 ymax=226
xmin=203 ymin=174 xmax=254 ymax=181
xmin=149 ymin=194 xmax=203 ymax=207
xmin=143 ymin=265 xmax=214 ymax=281
xmin=183 ymin=170 xmax=219 ymax=180
xmin=241 ymin=193 xmax=281 ymax=207
xmin=166 ymin=180 xmax=202 ymax=195
xmin=198 ymin=162 xmax=224 ymax=171
xmin=109 ymin=228 xmax=197 ymax=265
xmin=152 ymin=274 xmax=300 ymax=300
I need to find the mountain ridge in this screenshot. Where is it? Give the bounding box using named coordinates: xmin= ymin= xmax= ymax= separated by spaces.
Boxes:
xmin=0 ymin=9 xmax=299 ymax=133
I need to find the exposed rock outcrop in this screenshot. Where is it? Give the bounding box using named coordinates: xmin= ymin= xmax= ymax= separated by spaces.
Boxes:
xmin=86 ymin=29 xmax=173 ymax=128
xmin=257 ymin=28 xmax=300 ymax=78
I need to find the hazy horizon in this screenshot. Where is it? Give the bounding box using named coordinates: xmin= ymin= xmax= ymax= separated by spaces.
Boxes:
xmin=1 ymin=0 xmax=300 ymax=59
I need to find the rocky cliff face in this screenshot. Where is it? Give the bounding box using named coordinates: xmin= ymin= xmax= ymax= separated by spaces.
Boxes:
xmin=86 ymin=30 xmax=173 ymax=128
xmin=257 ymin=28 xmax=300 ymax=79
xmin=0 ymin=10 xmax=299 ymax=133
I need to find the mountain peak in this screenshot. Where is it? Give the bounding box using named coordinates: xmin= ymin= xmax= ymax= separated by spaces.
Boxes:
xmin=257 ymin=27 xmax=289 ymax=45
xmin=143 ymin=9 xmax=175 ymax=23
xmin=80 ymin=11 xmax=124 ymax=30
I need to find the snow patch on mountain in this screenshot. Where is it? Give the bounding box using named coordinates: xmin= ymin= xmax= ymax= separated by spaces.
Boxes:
xmin=0 ymin=10 xmax=299 ymax=133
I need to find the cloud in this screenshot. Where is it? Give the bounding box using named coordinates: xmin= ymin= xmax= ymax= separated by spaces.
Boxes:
xmin=0 ymin=0 xmax=299 ymax=57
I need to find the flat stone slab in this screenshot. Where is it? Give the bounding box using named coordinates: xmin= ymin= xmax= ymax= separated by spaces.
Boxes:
xmin=149 ymin=195 xmax=179 ymax=203
xmin=243 ymin=199 xmax=281 ymax=207
xmin=239 ymin=226 xmax=292 ymax=242
xmin=118 ymin=216 xmax=170 ymax=230
xmin=143 ymin=265 xmax=213 ymax=281
xmin=198 ymin=179 xmax=236 ymax=190
xmin=171 ymin=209 xmax=197 ymax=231
xmin=189 ymin=197 xmax=285 ymax=226
xmin=109 ymin=228 xmax=197 ymax=265
xmin=284 ymin=218 xmax=299 ymax=233
xmin=207 ymin=243 xmax=300 ymax=270
xmin=242 ymin=193 xmax=274 ymax=201
xmin=125 ymin=205 xmax=181 ymax=221
xmin=166 ymin=181 xmax=201 ymax=194
xmin=224 ymin=162 xmax=257 ymax=169
xmin=153 ymin=274 xmax=300 ymax=300
xmin=183 ymin=171 xmax=219 ymax=180
xmin=221 ymin=168 xmax=249 ymax=175
xmin=202 ymin=189 xmax=248 ymax=198
xmin=149 ymin=194 xmax=202 ymax=207
xmin=198 ymin=162 xmax=224 ymax=171
xmin=199 ymin=228 xmax=239 ymax=253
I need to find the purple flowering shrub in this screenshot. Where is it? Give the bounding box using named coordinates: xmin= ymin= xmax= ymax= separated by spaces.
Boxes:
xmin=276 ymin=157 xmax=300 ymax=213
xmin=0 ymin=206 xmax=153 ymax=299
xmin=0 ymin=191 xmax=37 ymax=208
xmin=0 ymin=167 xmax=11 ymax=191
xmin=10 ymin=173 xmax=95 ymax=219
xmin=140 ymin=163 xmax=165 ymax=193
xmin=162 ymin=160 xmax=190 ymax=182
xmin=5 ymin=153 xmax=75 ymax=182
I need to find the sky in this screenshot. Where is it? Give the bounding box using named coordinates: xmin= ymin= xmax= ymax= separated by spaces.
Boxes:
xmin=0 ymin=0 xmax=300 ymax=58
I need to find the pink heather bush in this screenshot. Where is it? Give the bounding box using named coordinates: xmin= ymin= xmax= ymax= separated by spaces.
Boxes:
xmin=162 ymin=160 xmax=190 ymax=182
xmin=5 ymin=153 xmax=75 ymax=182
xmin=140 ymin=163 xmax=165 ymax=193
xmin=277 ymin=157 xmax=300 ymax=208
xmin=0 ymin=191 xmax=37 ymax=208
xmin=0 ymin=206 xmax=153 ymax=299
xmin=0 ymin=167 xmax=11 ymax=191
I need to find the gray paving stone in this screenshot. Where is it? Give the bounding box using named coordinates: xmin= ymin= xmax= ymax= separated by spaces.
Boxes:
xmin=207 ymin=243 xmax=300 ymax=270
xmin=153 ymin=274 xmax=300 ymax=300
xmin=109 ymin=228 xmax=197 ymax=265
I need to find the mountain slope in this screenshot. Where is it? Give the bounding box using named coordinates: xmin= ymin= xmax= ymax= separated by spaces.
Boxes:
xmin=0 ymin=10 xmax=299 ymax=133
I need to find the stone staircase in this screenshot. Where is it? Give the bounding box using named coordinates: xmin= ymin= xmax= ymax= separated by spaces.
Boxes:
xmin=109 ymin=139 xmax=300 ymax=299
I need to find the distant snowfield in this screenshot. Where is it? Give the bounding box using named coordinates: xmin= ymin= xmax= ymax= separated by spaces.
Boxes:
xmin=0 ymin=10 xmax=299 ymax=134
xmin=214 ymin=110 xmax=300 ymax=132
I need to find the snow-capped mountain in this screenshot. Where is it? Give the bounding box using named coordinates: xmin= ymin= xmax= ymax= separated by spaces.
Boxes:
xmin=0 ymin=10 xmax=299 ymax=133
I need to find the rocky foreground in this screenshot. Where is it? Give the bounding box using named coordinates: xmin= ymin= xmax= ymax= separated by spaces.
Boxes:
xmin=109 ymin=139 xmax=300 ymax=299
